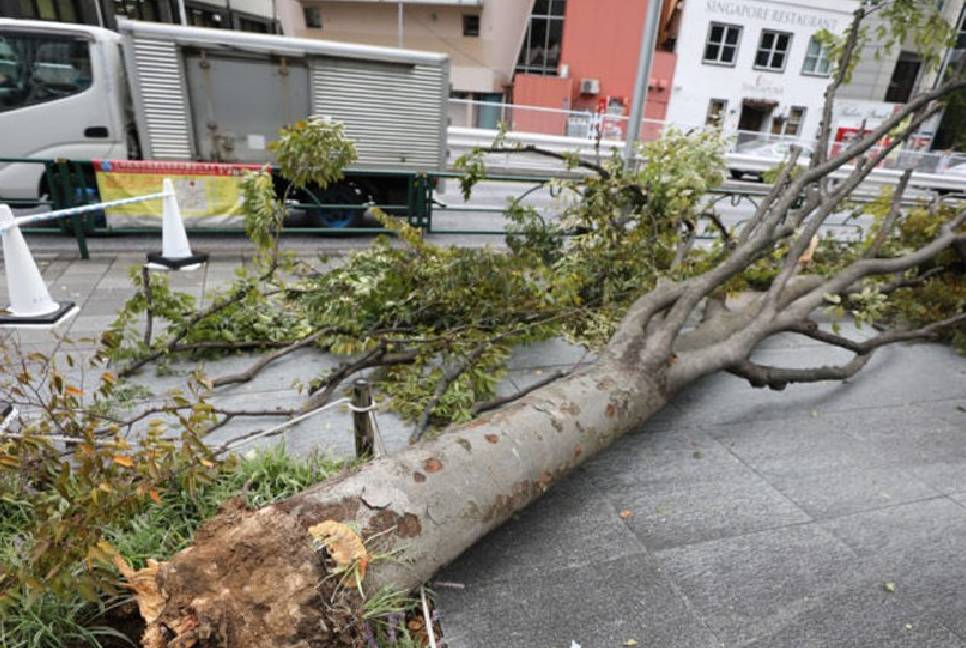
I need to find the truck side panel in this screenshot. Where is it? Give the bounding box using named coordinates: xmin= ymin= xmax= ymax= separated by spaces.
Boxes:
xmin=310 ymin=58 xmax=447 ymax=170
xmin=184 ymin=53 xmax=311 ymax=162
xmin=123 ymin=36 xmax=194 ymax=160
xmin=120 ymin=21 xmax=449 ymax=172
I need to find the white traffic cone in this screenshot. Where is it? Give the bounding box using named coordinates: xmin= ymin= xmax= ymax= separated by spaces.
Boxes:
xmin=147 ymin=178 xmax=208 ymax=270
xmin=161 ymin=177 xmax=192 ymax=259
xmin=0 ymin=204 xmax=76 ymax=327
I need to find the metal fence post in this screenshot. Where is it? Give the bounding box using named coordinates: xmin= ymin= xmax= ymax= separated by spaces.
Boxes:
xmin=352 ymin=378 xmax=374 ymax=459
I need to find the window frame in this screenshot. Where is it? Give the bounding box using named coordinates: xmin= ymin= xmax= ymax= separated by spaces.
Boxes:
xmin=462 ymin=14 xmax=480 ymax=38
xmin=303 ymin=6 xmax=322 ymax=29
xmin=753 ymin=29 xmax=793 ymax=73
xmin=0 ymin=31 xmax=95 ymax=113
xmin=17 ymin=0 xmax=82 ymax=22
xmin=702 ymin=22 xmax=742 ymax=67
xmin=705 ymin=98 xmax=728 ymax=128
xmin=111 ymin=0 xmax=161 ymax=21
xmin=784 ymin=106 xmax=806 ymax=136
xmin=514 ymin=0 xmax=566 ymax=76
xmin=800 ymin=35 xmax=831 ymax=77
xmin=884 ymin=51 xmax=922 ymax=103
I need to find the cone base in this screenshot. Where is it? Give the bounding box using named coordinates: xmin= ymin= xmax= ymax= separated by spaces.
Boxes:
xmin=0 ymin=301 xmax=78 ymax=329
xmin=146 ymin=251 xmax=210 ymax=270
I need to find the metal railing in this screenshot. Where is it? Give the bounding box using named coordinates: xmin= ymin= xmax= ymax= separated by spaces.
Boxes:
xmin=447 ymin=98 xmax=966 ymax=176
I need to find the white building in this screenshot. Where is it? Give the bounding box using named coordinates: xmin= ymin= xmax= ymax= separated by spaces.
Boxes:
xmin=667 ymin=0 xmax=858 ymax=144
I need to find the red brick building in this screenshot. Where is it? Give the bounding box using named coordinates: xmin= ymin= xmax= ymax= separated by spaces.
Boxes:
xmin=511 ymin=0 xmax=681 ymax=138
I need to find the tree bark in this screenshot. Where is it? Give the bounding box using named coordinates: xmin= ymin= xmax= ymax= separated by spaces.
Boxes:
xmin=139 ymin=335 xmax=679 ymax=646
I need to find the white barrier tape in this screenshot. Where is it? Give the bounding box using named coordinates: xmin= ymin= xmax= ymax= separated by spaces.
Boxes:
xmin=3 ymin=191 xmax=174 ymax=232
xmin=218 ymin=397 xmax=353 ymax=453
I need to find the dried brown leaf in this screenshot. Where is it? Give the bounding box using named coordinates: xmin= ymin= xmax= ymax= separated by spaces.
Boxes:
xmin=308 ymin=520 xmax=370 ymax=578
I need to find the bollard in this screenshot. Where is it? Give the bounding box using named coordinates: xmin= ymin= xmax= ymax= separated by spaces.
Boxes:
xmin=352 ymin=378 xmax=375 ymax=459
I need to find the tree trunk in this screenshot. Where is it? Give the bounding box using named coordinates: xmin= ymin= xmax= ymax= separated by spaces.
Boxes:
xmin=142 ymin=356 xmax=673 ymax=647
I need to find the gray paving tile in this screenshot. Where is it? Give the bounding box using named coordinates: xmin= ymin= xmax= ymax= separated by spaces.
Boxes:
xmin=767 ymin=466 xmax=941 ymax=519
xmin=437 ymin=553 xmax=719 ymax=648
xmin=710 ymin=408 xmax=898 ymax=480
xmin=588 ymin=426 xmax=743 ymax=487
xmin=670 ymin=343 xmax=965 ymax=428
xmin=601 ymin=465 xmax=810 ymax=550
xmin=743 ymin=580 xmax=965 ymax=648
xmin=653 ymin=525 xmax=857 ymax=646
xmin=440 ymin=473 xmax=644 ymax=585
xmin=817 ymin=498 xmax=966 ymax=574
xmin=507 ymin=338 xmax=593 ymax=370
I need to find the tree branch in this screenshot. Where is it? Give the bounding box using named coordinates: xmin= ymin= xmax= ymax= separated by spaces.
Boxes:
xmin=412 ymin=343 xmax=490 ymax=441
xmin=864 ymin=168 xmax=913 ymax=258
xmin=211 ymin=331 xmax=326 ymax=388
xmin=470 ymin=369 xmax=569 ymax=416
xmin=300 ymin=347 xmax=418 ymax=413
xmin=727 ymin=354 xmax=871 ymax=390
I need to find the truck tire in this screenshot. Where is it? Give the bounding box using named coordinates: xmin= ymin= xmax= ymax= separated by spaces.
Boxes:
xmin=311 ymin=182 xmax=370 ymax=229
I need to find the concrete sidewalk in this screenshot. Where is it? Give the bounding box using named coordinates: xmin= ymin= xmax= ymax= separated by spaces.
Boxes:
xmin=2 ymin=243 xmax=965 ymax=647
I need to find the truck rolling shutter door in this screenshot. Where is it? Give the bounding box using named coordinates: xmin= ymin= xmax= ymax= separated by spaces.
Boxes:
xmin=129 ymin=38 xmax=193 ymax=159
xmin=310 ymin=58 xmax=445 ymax=170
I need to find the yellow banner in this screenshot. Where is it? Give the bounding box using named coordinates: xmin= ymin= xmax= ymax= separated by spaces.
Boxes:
xmin=93 ymin=160 xmax=261 ymax=219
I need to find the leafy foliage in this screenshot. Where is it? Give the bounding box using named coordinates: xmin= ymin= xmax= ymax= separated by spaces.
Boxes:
xmin=271 ymin=117 xmax=357 ymax=191
xmin=0 ymin=352 xmax=342 ymax=648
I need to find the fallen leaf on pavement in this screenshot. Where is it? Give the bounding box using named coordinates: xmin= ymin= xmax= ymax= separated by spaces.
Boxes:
xmin=619 ymin=510 xmax=633 ymax=519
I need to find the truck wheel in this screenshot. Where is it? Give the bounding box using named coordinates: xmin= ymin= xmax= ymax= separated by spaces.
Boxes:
xmin=312 ymin=183 xmax=369 ymax=229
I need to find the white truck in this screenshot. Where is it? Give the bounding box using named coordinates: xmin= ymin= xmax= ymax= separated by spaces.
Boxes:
xmin=0 ymin=18 xmax=449 ymax=225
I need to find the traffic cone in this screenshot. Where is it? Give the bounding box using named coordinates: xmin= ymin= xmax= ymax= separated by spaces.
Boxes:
xmin=146 ymin=178 xmax=208 ymax=270
xmin=0 ymin=204 xmax=77 ymax=328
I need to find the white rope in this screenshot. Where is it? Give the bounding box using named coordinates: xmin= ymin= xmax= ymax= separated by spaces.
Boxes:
xmin=345 ymin=401 xmax=377 ymax=413
xmin=369 ymin=408 xmax=387 ymax=457
xmin=219 ymin=397 xmax=352 ymax=452
xmin=3 ymin=191 xmax=173 ymax=231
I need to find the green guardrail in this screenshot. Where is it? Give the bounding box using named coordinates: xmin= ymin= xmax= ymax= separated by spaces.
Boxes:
xmin=1 ymin=157 xmax=813 ymax=258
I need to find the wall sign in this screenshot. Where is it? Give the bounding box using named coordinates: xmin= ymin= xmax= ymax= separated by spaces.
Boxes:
xmin=706 ymin=0 xmax=839 ymax=31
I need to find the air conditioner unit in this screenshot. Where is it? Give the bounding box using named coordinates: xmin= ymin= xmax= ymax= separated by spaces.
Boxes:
xmin=579 ymin=78 xmax=600 ymax=95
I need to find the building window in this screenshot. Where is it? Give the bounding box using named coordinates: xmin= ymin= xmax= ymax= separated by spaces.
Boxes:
xmin=801 ymin=35 xmax=831 ymax=76
xmin=755 ymin=30 xmax=791 ymax=71
xmin=463 ymin=14 xmax=480 ymax=37
xmin=0 ymin=32 xmax=93 ymax=112
xmin=17 ymin=0 xmax=81 ymax=22
xmin=784 ymin=106 xmax=805 ymax=136
xmin=885 ymin=51 xmax=922 ymax=102
xmin=706 ymin=99 xmax=727 ymax=128
xmin=112 ymin=0 xmax=161 ymax=21
xmin=238 ymin=17 xmax=270 ymax=33
xmin=703 ymin=22 xmax=741 ymax=66
xmin=304 ymin=7 xmax=322 ymax=29
xmin=515 ymin=0 xmax=566 ymax=76
xmin=187 ymin=5 xmax=226 ymax=28
xmin=954 ymin=7 xmax=966 ymax=49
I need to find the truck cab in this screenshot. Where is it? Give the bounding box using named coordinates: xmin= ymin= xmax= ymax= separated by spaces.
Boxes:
xmin=0 ymin=20 xmax=128 ymax=202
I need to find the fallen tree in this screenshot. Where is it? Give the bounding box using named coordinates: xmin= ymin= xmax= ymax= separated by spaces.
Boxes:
xmin=8 ymin=4 xmax=966 ymax=646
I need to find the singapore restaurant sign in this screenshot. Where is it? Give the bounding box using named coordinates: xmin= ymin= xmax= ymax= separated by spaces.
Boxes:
xmin=706 ymin=0 xmax=840 ymax=31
